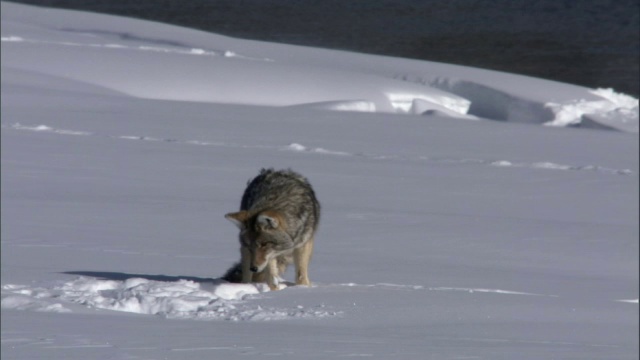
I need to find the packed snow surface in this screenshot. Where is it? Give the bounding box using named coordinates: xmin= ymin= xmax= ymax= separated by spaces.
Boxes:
xmin=1 ymin=2 xmax=638 ymax=359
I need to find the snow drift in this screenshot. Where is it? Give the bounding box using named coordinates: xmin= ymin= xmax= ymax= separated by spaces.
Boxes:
xmin=1 ymin=2 xmax=637 ymax=131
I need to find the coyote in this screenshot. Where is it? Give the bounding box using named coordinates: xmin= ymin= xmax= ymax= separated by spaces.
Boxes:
xmin=223 ymin=168 xmax=320 ymax=290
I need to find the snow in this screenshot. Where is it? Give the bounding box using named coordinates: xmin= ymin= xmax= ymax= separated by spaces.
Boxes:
xmin=545 ymin=88 xmax=639 ymax=131
xmin=1 ymin=2 xmax=638 ymax=359
xmin=2 ymin=277 xmax=336 ymax=321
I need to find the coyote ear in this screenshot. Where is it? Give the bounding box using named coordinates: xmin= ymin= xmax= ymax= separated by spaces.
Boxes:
xmin=225 ymin=211 xmax=249 ymax=229
xmin=257 ymin=213 xmax=279 ymax=229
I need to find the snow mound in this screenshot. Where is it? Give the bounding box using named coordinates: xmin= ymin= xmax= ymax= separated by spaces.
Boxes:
xmin=420 ymin=77 xmax=639 ymax=131
xmin=1 ymin=278 xmax=340 ymax=321
xmin=592 ymin=88 xmax=639 ymax=109
xmin=545 ymin=88 xmax=639 ymax=132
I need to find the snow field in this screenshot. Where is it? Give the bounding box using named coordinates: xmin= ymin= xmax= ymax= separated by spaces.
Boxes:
xmin=1 ymin=2 xmax=638 ymax=359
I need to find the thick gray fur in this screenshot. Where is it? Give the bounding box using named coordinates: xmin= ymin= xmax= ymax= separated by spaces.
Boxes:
xmin=222 ymin=168 xmax=320 ymax=284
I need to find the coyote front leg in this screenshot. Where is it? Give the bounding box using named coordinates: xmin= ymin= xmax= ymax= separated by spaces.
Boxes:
xmin=240 ymin=246 xmax=253 ymax=283
xmin=294 ymin=238 xmax=314 ymax=286
xmin=266 ymin=258 xmax=279 ymax=290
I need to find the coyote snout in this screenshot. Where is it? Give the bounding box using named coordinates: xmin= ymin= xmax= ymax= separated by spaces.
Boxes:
xmin=222 ymin=169 xmax=320 ymax=290
xmin=247 ymin=242 xmax=275 ymax=273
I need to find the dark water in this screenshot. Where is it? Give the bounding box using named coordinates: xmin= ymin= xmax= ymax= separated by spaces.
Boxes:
xmin=10 ymin=0 xmax=640 ymax=97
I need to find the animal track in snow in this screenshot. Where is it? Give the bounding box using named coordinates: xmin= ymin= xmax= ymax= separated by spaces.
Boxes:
xmin=7 ymin=123 xmax=92 ymax=136
xmin=427 ymin=287 xmax=558 ymax=297
xmin=3 ymin=278 xmax=635 ymax=322
xmin=616 ymin=299 xmax=639 ymax=304
xmin=282 ymin=143 xmax=351 ymax=156
xmin=489 ymin=160 xmax=633 ymax=176
xmin=335 ymin=283 xmax=558 ymax=297
xmin=3 ymin=122 xmax=634 ymax=177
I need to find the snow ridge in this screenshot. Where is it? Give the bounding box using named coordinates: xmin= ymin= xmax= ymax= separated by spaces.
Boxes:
xmin=0 ymin=34 xmax=272 ymax=61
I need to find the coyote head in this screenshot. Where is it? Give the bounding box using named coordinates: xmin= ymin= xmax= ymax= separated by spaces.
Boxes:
xmin=225 ymin=210 xmax=293 ymax=272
